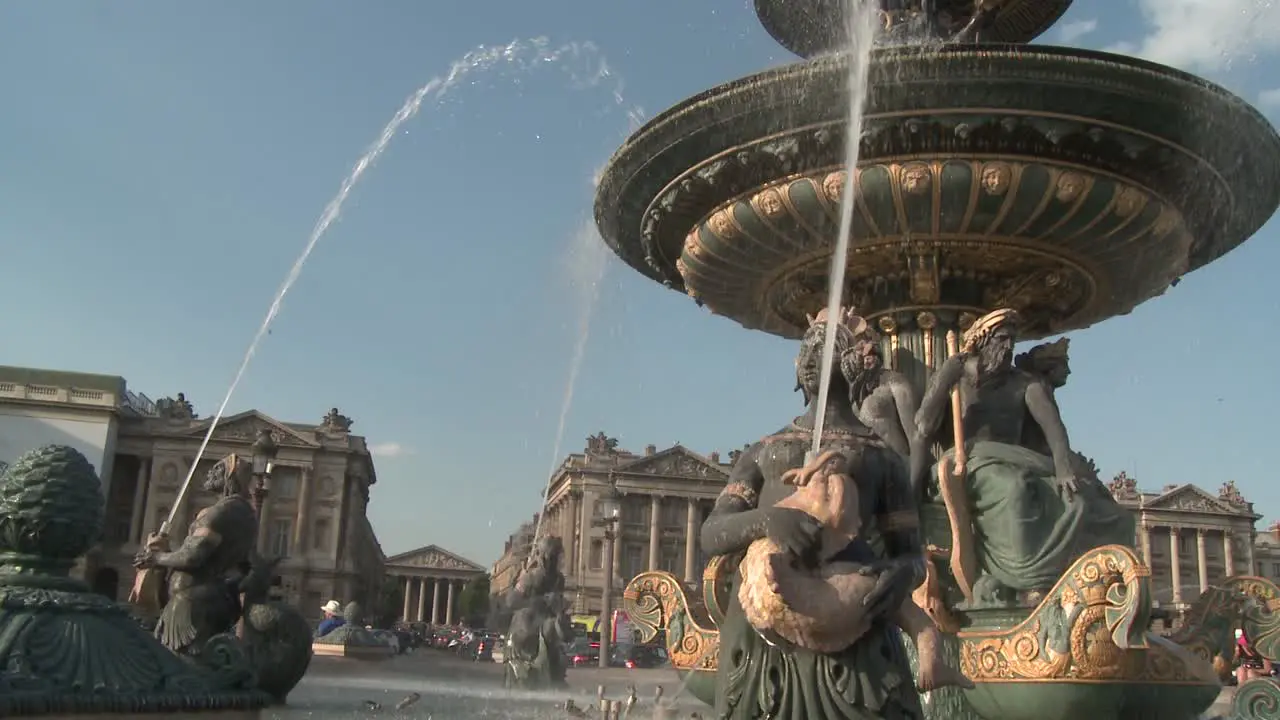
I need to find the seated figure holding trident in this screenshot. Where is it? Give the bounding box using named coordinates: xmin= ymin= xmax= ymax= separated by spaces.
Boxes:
xmin=914 ymin=308 xmax=1134 ymax=605
xmin=738 ymin=448 xmax=974 ymax=692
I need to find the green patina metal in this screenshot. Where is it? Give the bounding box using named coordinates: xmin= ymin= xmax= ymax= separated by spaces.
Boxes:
xmin=0 ymin=445 xmax=270 ymax=716
xmin=598 ymin=1 xmax=1279 ymax=718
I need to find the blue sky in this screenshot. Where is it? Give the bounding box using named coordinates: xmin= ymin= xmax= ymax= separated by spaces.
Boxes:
xmin=0 ymin=1 xmax=1277 ymax=566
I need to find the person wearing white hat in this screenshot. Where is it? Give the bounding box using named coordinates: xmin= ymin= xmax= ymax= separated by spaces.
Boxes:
xmin=317 ymin=600 xmax=346 ymax=637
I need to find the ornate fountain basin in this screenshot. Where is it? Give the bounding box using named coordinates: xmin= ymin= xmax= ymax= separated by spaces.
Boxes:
xmin=594 ymin=45 xmax=1280 ymax=341
xmin=623 ymin=544 xmax=1220 ymax=717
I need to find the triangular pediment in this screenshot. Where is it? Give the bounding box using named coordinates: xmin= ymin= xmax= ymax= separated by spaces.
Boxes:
xmin=184 ymin=410 xmax=320 ymax=448
xmin=1146 ymin=484 xmax=1237 ymax=514
xmin=616 ymin=445 xmax=729 ymax=480
xmin=385 ymin=544 xmax=485 ymax=573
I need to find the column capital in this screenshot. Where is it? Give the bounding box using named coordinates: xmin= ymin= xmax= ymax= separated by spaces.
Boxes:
xmin=1197 ymin=527 xmax=1209 ymax=538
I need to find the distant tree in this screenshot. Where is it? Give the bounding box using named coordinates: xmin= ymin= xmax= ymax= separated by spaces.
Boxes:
xmin=375 ymin=576 xmax=405 ymax=628
xmin=457 ymin=574 xmax=491 ymax=627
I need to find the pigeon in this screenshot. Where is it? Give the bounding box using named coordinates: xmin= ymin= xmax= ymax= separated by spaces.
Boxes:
xmin=562 ymin=699 xmax=589 ymax=718
xmin=363 ymin=700 xmax=382 ymax=711
xmin=395 ymin=692 xmax=422 ymax=710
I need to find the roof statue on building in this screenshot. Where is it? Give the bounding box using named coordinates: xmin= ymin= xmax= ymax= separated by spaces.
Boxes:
xmin=156 ymin=392 xmax=196 ymax=420
xmin=1108 ymin=471 xmax=1140 ymax=501
xmin=585 ymin=431 xmax=619 ymax=457
xmin=1219 ymin=480 xmax=1247 ymax=506
xmin=320 ymin=408 xmax=353 ymax=433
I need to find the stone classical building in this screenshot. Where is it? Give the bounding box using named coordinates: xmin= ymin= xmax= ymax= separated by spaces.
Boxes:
xmin=1108 ymin=473 xmax=1260 ymax=622
xmin=490 ymin=513 xmax=539 ymax=600
xmin=385 ymin=545 xmax=487 ymax=625
xmin=0 ymin=365 xmax=386 ymax=621
xmin=531 ymin=434 xmax=732 ymax=616
xmin=1253 ymin=524 xmax=1280 ymax=583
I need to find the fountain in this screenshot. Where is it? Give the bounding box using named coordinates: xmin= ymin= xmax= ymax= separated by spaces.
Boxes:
xmin=0 ymin=445 xmax=270 ymax=716
xmin=598 ymin=0 xmax=1280 ymax=718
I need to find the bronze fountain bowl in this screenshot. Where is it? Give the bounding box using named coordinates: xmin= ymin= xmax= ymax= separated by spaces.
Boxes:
xmin=593 ymin=44 xmax=1280 ymax=341
xmin=753 ymin=0 xmax=1076 ymax=58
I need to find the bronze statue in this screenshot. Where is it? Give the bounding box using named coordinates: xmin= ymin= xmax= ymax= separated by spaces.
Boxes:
xmin=737 ymin=449 xmax=972 ymax=692
xmin=133 ymin=454 xmax=258 ymax=657
xmin=700 ymin=307 xmax=927 ymax=720
xmin=501 ymin=536 xmax=572 ymax=689
xmin=131 ymin=454 xmax=312 ymax=703
xmin=838 ymin=317 xmax=927 ymax=494
xmin=913 ymin=309 xmax=1133 ymax=605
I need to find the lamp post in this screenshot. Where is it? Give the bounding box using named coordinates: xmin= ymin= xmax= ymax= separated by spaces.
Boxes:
xmin=249 ymin=430 xmax=278 ymax=555
xmin=594 ymin=473 xmax=621 ymax=669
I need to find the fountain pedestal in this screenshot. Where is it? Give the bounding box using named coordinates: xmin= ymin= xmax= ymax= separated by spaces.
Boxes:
xmin=0 ymin=445 xmax=270 ymax=717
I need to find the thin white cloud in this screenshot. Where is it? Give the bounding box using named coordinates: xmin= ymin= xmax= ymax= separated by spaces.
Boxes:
xmin=1057 ymin=19 xmax=1098 ymax=44
xmin=1259 ymin=88 xmax=1280 ymax=109
xmin=1111 ymin=0 xmax=1280 ymax=73
xmin=369 ymin=442 xmax=414 ymax=458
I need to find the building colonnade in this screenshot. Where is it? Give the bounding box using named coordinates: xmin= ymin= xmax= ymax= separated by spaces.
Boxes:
xmin=395 ymin=575 xmax=464 ymax=625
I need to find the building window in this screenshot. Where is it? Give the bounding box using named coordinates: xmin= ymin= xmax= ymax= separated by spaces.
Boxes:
xmin=269 ymin=519 xmax=292 ymax=558
xmin=660 ymin=543 xmax=681 ymax=574
xmin=273 ymin=469 xmax=298 ymax=498
xmin=1272 ymin=562 xmax=1280 ymax=578
xmin=661 ymin=502 xmax=682 ymax=527
xmin=589 ymin=539 xmax=604 ymax=570
xmin=624 ymin=544 xmax=644 ymax=580
xmin=313 ymin=518 xmax=331 ymax=553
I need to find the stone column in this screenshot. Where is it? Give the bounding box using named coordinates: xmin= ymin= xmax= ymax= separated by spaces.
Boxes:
xmin=446 ymin=580 xmax=457 ymax=625
xmin=432 ymin=578 xmax=444 ymax=624
xmin=1169 ymin=527 xmax=1183 ymax=604
xmin=578 ymin=491 xmax=593 ymax=580
xmin=293 ymin=469 xmax=313 ymax=557
xmin=1197 ymin=528 xmax=1209 ymax=593
xmin=416 ymin=577 xmax=428 ymax=622
xmin=1225 ymin=531 xmax=1236 ymax=578
xmin=565 ymin=492 xmax=580 ymax=582
xmin=1248 ymin=532 xmax=1257 ymax=576
xmin=611 ymin=533 xmax=622 ymax=584
xmin=684 ymin=498 xmax=698 ymax=584
xmin=1140 ymin=523 xmax=1152 ymax=566
xmin=402 ymin=576 xmax=412 ymax=622
xmin=648 ymin=495 xmax=661 ymax=571
xmin=128 ymin=458 xmax=150 ymax=545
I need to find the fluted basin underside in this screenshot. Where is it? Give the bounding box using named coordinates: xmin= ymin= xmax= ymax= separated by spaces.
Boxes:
xmin=593 ymin=45 xmax=1280 ymax=340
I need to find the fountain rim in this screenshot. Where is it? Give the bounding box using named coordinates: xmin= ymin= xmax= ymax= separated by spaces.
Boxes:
xmin=593 ymin=42 xmax=1280 ymax=295
xmin=600 ymin=44 xmax=1275 ymax=169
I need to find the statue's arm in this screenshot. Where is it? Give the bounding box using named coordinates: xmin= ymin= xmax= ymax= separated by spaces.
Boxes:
xmin=155 ymin=527 xmax=221 ymax=572
xmin=1025 ymin=378 xmax=1074 ymax=476
xmin=876 ymin=459 xmax=927 ymax=591
xmin=913 ymin=353 xmax=966 ymax=441
xmin=699 ymin=442 xmax=771 ymax=557
xmin=888 ymin=375 xmax=932 ymax=500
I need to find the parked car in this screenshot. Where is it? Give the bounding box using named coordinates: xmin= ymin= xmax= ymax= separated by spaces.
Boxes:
xmin=565 ymin=638 xmax=600 ymax=667
xmin=610 ymin=644 xmax=668 ymax=669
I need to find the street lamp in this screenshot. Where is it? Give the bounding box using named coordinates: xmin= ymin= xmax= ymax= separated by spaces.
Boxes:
xmin=249 ymin=430 xmax=278 ymax=554
xmin=593 ymin=472 xmax=621 ymax=669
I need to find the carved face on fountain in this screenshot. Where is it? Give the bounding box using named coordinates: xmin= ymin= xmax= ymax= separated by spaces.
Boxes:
xmin=794 ymin=309 xmax=859 ymax=404
xmin=1015 ymin=337 xmax=1071 ymax=388
xmin=975 ymin=326 xmax=1016 ymax=380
